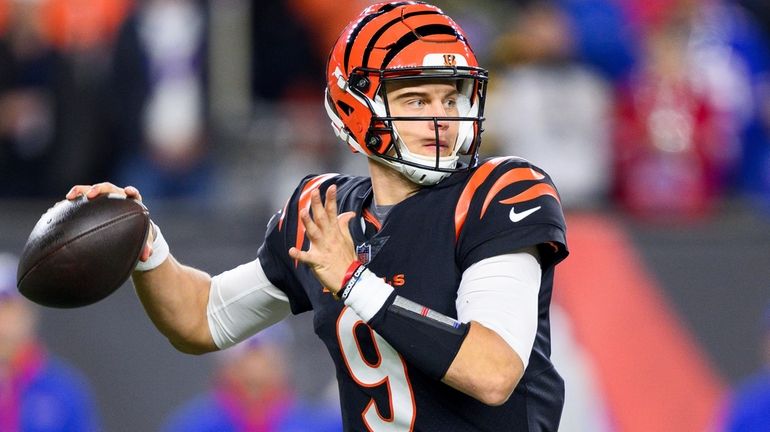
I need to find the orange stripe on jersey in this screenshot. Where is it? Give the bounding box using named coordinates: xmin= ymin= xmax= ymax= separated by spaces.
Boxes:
xmin=454 ymin=157 xmax=509 ymax=242
xmin=479 ymin=168 xmax=546 ymax=218
xmin=362 ymin=208 xmax=382 ymax=231
xmin=497 ymin=183 xmax=561 ymax=208
xmin=293 ymin=174 xmax=338 ymax=266
xmin=278 ymin=197 xmax=291 ymax=232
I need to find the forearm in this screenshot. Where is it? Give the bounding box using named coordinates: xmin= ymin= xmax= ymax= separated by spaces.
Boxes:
xmin=132 ymin=255 xmax=217 ymax=354
xmin=357 ymin=289 xmax=520 ymax=405
xmin=344 ymin=251 xmax=540 ymax=405
xmin=442 ymin=322 xmax=523 ymax=405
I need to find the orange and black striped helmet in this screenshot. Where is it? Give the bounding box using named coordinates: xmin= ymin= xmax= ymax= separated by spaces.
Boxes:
xmin=324 ymin=1 xmax=488 ymax=185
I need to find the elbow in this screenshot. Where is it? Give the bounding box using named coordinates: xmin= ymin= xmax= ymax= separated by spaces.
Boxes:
xmin=164 ymin=323 xmax=218 ymax=355
xmin=475 ymin=363 xmax=523 ymax=406
xmin=476 ymin=382 xmax=516 ymax=407
xmin=165 ymin=314 xmax=219 ymax=355
xmin=169 ymin=338 xmax=217 ymax=355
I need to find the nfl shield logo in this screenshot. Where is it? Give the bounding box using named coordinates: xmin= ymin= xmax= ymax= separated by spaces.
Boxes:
xmin=356 ymin=243 xmax=371 ymax=265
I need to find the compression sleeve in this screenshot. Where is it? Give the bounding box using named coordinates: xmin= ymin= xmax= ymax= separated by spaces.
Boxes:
xmin=344 ymin=251 xmax=541 ymax=379
xmin=207 ymin=259 xmax=291 ymax=349
xmin=455 ymin=249 xmax=541 ymax=368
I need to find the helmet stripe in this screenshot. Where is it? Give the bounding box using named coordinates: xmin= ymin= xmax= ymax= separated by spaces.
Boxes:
xmin=342 ymin=2 xmax=417 ymax=71
xmin=380 ymin=24 xmax=462 ymax=69
xmin=375 ymin=2 xmax=412 ymax=13
xmin=344 ymin=11 xmax=388 ymax=72
xmin=361 ymin=11 xmax=441 ymax=69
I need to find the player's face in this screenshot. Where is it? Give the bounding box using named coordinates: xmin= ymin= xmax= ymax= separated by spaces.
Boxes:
xmin=385 ymin=79 xmax=460 ymax=158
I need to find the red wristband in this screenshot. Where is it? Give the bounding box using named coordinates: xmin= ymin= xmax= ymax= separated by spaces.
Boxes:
xmin=340 ymin=260 xmax=363 ymax=290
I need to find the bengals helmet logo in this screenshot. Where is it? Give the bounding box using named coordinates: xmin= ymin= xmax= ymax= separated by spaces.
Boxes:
xmin=443 ymin=54 xmax=457 ymax=66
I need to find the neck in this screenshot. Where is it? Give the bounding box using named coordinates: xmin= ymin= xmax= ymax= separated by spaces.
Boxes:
xmin=368 ymin=159 xmax=421 ymax=205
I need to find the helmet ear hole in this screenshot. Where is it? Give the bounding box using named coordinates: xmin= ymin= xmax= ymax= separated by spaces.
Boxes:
xmin=365 ymin=133 xmax=382 ymax=152
xmin=336 ymin=100 xmax=354 ymax=116
xmin=349 ymin=75 xmax=370 ymax=92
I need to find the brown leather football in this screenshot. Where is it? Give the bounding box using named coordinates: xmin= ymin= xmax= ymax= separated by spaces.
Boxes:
xmin=16 ymin=194 xmax=150 ymax=308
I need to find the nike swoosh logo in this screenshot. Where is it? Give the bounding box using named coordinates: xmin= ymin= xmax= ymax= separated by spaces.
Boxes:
xmin=509 ymin=206 xmax=541 ymax=223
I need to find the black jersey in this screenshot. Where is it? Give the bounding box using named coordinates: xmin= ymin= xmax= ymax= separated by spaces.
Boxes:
xmin=258 ymin=157 xmax=569 ymax=432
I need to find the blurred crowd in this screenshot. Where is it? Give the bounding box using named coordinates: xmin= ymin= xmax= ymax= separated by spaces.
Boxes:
xmin=0 ymin=253 xmax=101 ymax=431
xmin=481 ymin=0 xmax=770 ymax=222
xmin=2 ymin=0 xmax=770 ymax=430
xmin=0 ymin=0 xmax=770 ymax=222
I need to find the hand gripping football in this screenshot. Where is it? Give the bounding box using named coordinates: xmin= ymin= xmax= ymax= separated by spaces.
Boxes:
xmin=16 ymin=193 xmax=150 ymax=308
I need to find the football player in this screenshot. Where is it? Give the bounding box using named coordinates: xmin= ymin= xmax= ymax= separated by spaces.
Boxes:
xmin=67 ymin=2 xmax=569 ymax=430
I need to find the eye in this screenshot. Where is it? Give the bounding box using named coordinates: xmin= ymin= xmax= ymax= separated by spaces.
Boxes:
xmin=444 ymin=97 xmax=459 ymax=112
xmin=405 ymin=98 xmax=425 ymax=109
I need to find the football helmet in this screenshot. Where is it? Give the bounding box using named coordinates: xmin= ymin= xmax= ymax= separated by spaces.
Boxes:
xmin=325 ymin=1 xmax=488 ymax=185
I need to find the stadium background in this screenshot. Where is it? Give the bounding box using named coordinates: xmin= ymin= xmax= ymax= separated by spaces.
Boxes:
xmin=1 ymin=0 xmax=770 ymax=430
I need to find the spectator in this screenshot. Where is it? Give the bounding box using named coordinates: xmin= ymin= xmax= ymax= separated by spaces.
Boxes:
xmin=485 ymin=1 xmax=613 ymax=209
xmin=0 ymin=253 xmax=102 ymax=432
xmin=110 ymin=0 xmax=213 ymax=200
xmin=613 ymin=0 xmax=770 ymax=221
xmin=0 ymin=0 xmax=62 ymax=198
xmin=41 ymin=0 xmax=132 ymax=191
xmin=612 ymin=0 xmax=728 ymax=221
xmin=248 ymin=0 xmax=344 ymax=211
xmin=161 ymin=325 xmax=341 ymax=432
xmin=0 ymin=0 xmax=130 ymax=197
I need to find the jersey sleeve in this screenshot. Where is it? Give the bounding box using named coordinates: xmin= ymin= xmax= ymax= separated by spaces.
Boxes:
xmin=454 ymin=157 xmax=568 ymax=272
xmin=257 ymin=173 xmax=341 ymax=314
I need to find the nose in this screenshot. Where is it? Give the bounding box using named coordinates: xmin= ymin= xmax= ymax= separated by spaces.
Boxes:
xmin=427 ymin=101 xmax=449 ymax=131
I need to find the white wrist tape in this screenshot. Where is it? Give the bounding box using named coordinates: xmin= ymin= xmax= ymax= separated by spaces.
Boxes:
xmin=343 ymin=269 xmax=393 ymax=322
xmin=134 ymin=222 xmax=170 ymax=272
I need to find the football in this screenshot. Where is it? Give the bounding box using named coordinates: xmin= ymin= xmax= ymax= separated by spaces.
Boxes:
xmin=16 ymin=193 xmax=150 ymax=308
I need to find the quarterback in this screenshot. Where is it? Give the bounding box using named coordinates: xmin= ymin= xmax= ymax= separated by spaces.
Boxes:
xmin=67 ymin=2 xmax=569 ymax=430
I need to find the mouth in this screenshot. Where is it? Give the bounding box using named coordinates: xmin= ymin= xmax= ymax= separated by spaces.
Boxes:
xmin=422 ymin=139 xmax=449 ymax=150
xmin=418 ymin=143 xmax=451 ymax=159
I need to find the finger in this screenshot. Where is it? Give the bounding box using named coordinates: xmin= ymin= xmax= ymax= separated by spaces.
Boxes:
xmin=124 ymin=186 xmax=143 ymax=202
xmin=299 ymin=208 xmax=322 ymax=241
xmin=138 ymin=244 xmax=153 ymax=262
xmin=309 ymin=189 xmax=328 ymax=229
xmin=65 ymin=185 xmax=92 ymax=200
xmin=325 ymin=185 xmax=338 ymax=221
xmin=288 ymin=247 xmax=316 ymax=265
xmin=86 ymin=182 xmax=119 ymax=199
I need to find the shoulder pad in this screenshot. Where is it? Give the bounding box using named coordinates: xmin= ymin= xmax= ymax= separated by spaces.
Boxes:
xmin=454 ymin=157 xmax=562 ymax=241
xmin=276 ymin=173 xmax=355 ymax=268
xmin=277 ymin=173 xmax=340 ymax=233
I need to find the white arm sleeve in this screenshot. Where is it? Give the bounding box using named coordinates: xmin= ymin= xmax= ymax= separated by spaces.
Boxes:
xmin=456 ymin=249 xmax=541 ymax=368
xmin=207 ymin=258 xmax=291 ymax=349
